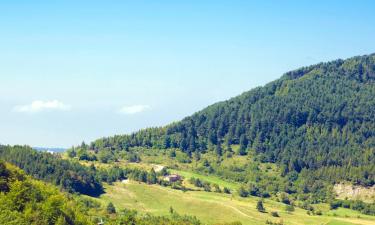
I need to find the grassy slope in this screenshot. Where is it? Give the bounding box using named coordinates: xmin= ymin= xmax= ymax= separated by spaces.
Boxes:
xmin=90 ymin=180 xmax=375 ymax=225
xmin=74 ymin=149 xmax=375 ymax=224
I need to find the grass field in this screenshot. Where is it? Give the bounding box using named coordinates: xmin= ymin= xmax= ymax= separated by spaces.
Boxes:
xmin=73 ymin=149 xmax=375 ymax=225
xmin=89 ymin=181 xmax=375 ymax=225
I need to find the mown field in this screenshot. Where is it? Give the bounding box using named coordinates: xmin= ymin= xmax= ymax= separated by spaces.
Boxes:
xmin=89 ymin=180 xmax=375 ymax=225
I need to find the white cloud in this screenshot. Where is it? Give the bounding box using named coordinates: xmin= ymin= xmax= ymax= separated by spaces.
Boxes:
xmin=118 ymin=105 xmax=150 ymax=115
xmin=14 ymin=100 xmax=71 ymax=113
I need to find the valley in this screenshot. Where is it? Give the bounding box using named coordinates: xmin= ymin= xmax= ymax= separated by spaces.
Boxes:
xmin=2 ymin=53 xmax=375 ymax=224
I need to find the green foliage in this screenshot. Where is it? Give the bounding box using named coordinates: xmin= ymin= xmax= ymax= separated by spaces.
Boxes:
xmin=96 ymin=165 xmax=166 ymax=186
xmin=223 ymin=187 xmax=231 ymax=194
xmin=147 ymin=169 xmax=157 ymax=184
xmin=238 ymin=186 xmax=248 ymax=197
xmin=285 ymin=204 xmax=295 ymax=213
xmin=213 ymin=183 xmax=221 ymax=193
xmin=106 ymin=202 xmax=116 ymax=214
xmin=279 ymin=193 xmax=291 ymax=205
xmin=329 ymin=199 xmax=375 ymax=215
xmin=256 ymin=200 xmax=266 ymax=213
xmin=0 ymin=161 xmax=93 ymax=225
xmin=188 ymin=177 xmax=225 ymax=193
xmin=126 ymin=152 xmax=141 ymax=163
xmin=66 ymin=148 xmax=76 ymax=158
xmin=0 ymin=145 xmax=103 ymax=196
xmin=169 ymin=149 xmax=176 ymax=157
xmin=98 ymin=149 xmax=114 ymax=163
xmin=215 ymin=144 xmax=223 ymax=156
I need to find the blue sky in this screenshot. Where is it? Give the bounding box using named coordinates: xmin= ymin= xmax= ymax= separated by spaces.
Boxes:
xmin=1 ymin=1 xmax=375 ymax=147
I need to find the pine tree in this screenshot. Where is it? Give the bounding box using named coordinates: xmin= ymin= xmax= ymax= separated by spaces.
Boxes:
xmin=107 ymin=202 xmax=116 ymax=214
xmin=169 ymin=149 xmax=176 ymax=158
xmin=147 ymin=169 xmax=157 ymax=184
xmin=215 ymin=144 xmax=222 ymax=156
xmin=238 ymin=134 xmax=248 ymax=155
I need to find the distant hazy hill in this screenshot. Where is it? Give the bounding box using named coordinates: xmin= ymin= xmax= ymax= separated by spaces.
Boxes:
xmin=33 ymin=146 xmax=66 ymax=153
xmin=89 ymin=53 xmax=375 ymax=185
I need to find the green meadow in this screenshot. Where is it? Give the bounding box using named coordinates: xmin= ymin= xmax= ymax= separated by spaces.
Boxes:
xmin=90 ymin=180 xmax=375 ymax=225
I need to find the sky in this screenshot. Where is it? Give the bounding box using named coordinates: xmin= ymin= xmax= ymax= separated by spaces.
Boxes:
xmin=1 ymin=1 xmax=375 ymax=148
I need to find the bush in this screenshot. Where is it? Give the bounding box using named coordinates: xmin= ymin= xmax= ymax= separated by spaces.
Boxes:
xmin=285 ymin=205 xmax=295 ymax=213
xmin=203 ymin=183 xmax=211 ymax=192
xmin=262 ymin=192 xmax=271 ymax=198
xmin=223 ymin=187 xmax=231 ymax=194
xmin=280 ymin=193 xmax=291 ymax=205
xmin=213 ymin=184 xmax=221 ymax=193
xmin=107 ymin=202 xmax=116 ymax=214
xmin=330 ymin=200 xmax=341 ymax=210
xmin=256 ymin=200 xmax=266 ymax=213
xmin=238 ymin=186 xmax=248 ymax=197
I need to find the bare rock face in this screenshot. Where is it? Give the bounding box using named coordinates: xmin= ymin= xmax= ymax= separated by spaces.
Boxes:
xmin=334 ymin=183 xmax=375 ymax=203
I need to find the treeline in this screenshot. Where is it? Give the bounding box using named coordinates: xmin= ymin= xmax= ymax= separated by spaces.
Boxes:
xmin=189 ymin=177 xmax=231 ymax=193
xmin=0 ymin=161 xmax=93 ymax=225
xmin=330 ymin=199 xmax=375 ymax=216
xmin=67 ymin=142 xmax=141 ymax=163
xmin=86 ymin=53 xmax=375 ymax=187
xmin=0 ymin=145 xmax=103 ymax=196
xmin=95 ymin=165 xmax=168 ymax=185
xmin=302 ymin=164 xmax=375 ymax=187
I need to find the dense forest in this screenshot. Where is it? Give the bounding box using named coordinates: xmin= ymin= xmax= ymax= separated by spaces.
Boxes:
xmin=85 ymin=54 xmax=375 ymax=187
xmin=0 ymin=145 xmax=103 ymax=196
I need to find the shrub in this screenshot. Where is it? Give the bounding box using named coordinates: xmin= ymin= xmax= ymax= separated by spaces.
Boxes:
xmin=238 ymin=186 xmax=248 ymax=197
xmin=106 ymin=202 xmax=116 ymax=214
xmin=223 ymin=187 xmax=231 ymax=194
xmin=256 ymin=200 xmax=266 ymax=213
xmin=285 ymin=205 xmax=295 ymax=213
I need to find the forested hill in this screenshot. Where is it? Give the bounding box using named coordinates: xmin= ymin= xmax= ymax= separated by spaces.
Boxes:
xmin=89 ymin=53 xmax=375 ymax=185
xmin=0 ymin=145 xmax=103 ymax=196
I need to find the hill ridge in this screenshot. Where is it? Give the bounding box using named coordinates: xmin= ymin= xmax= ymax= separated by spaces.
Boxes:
xmin=79 ymin=53 xmax=375 ymax=187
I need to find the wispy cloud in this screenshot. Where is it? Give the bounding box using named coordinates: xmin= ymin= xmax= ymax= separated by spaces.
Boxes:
xmin=14 ymin=100 xmax=71 ymax=113
xmin=118 ymin=105 xmax=150 ymax=115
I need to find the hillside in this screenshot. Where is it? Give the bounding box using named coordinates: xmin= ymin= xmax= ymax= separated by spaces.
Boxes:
xmin=0 ymin=149 xmax=206 ymax=225
xmin=59 ymin=53 xmax=375 ymax=224
xmin=94 ymin=180 xmax=375 ymax=225
xmin=0 ymin=145 xmax=103 ymax=196
xmin=84 ymin=53 xmax=375 ymax=186
xmin=0 ymin=161 xmax=93 ymax=225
